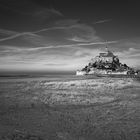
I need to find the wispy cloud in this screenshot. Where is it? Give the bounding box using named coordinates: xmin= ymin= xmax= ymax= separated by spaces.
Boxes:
xmin=0 ymin=32 xmax=42 ymax=43
xmin=9 ymin=40 xmax=118 ymax=51
xmin=93 ymin=19 xmax=112 ymax=24
xmin=0 ymin=18 xmax=111 ymax=48
xmin=0 ymin=14 xmax=140 ymax=71
xmin=0 ymin=0 xmax=63 ymax=17
xmin=0 ymin=22 xmax=104 ymax=47
xmin=44 ymin=63 xmax=67 ymax=66
xmin=0 ymin=29 xmax=18 ymax=35
xmin=33 ymin=26 xmax=70 ymax=33
xmin=0 ymin=33 xmax=23 ymax=42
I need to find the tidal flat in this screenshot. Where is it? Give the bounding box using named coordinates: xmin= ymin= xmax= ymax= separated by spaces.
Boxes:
xmin=0 ymin=77 xmax=140 ymax=140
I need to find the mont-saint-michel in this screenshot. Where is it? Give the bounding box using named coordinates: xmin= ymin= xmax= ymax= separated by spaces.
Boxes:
xmin=76 ymin=47 xmax=140 ymax=77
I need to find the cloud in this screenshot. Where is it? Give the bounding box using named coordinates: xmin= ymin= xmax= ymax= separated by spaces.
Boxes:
xmin=6 ymin=40 xmax=117 ymax=51
xmin=0 ymin=20 xmax=107 ymax=49
xmin=0 ymin=33 xmax=26 ymax=42
xmin=44 ymin=63 xmax=68 ymax=66
xmin=0 ymin=32 xmax=47 ymax=49
xmin=68 ymin=36 xmax=101 ymax=42
xmin=0 ymin=39 xmax=119 ymax=72
xmin=33 ymin=26 xmax=70 ymax=33
xmin=32 ymin=8 xmax=63 ymax=20
xmin=34 ymin=20 xmax=103 ymax=43
xmin=66 ymin=24 xmax=101 ymax=42
xmin=0 ymin=29 xmax=18 ymax=35
xmin=0 ymin=10 xmax=140 ymax=72
xmin=93 ymin=19 xmax=112 ymax=24
xmin=54 ymin=19 xmax=80 ymax=27
xmin=0 ymin=0 xmax=63 ymax=18
xmin=116 ymin=47 xmax=140 ymax=61
xmin=109 ymin=42 xmax=140 ymax=67
xmin=0 ymin=0 xmax=63 ymax=32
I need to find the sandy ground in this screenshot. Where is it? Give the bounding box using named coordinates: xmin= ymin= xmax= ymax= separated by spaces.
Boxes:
xmin=0 ymin=77 xmax=140 ymax=140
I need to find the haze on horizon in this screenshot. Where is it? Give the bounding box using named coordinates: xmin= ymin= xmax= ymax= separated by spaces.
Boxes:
xmin=0 ymin=0 xmax=140 ymax=73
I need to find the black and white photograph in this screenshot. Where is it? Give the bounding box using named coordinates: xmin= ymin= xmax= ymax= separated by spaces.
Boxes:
xmin=0 ymin=0 xmax=140 ymax=139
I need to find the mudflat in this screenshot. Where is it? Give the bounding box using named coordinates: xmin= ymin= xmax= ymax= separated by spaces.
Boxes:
xmin=0 ymin=77 xmax=140 ymax=140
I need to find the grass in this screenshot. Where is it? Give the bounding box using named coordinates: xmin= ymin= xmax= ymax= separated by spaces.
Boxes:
xmin=0 ymin=77 xmax=140 ymax=140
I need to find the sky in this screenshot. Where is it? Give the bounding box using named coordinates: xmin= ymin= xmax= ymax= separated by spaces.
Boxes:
xmin=0 ymin=0 xmax=140 ymax=73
